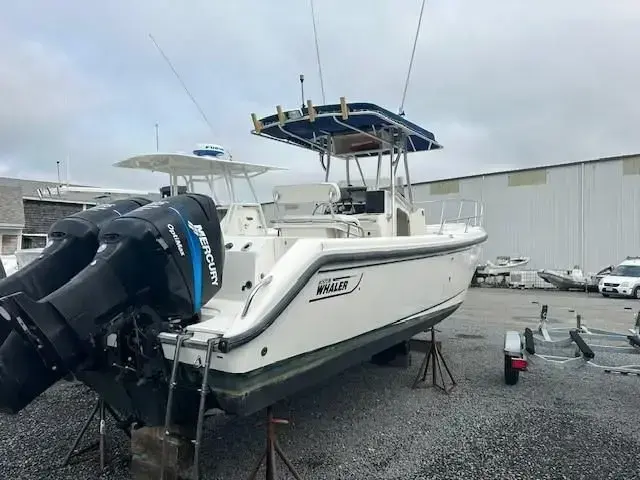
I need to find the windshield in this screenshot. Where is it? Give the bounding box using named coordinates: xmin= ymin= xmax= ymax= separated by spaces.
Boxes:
xmin=611 ymin=265 xmax=640 ymax=277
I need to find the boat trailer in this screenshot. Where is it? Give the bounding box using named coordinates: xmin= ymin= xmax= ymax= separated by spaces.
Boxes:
xmin=503 ymin=303 xmax=640 ymax=385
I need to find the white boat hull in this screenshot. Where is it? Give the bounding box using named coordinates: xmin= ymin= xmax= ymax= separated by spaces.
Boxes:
xmin=157 ymin=226 xmax=485 ymax=415
xmin=223 ymin=243 xmax=479 ymax=372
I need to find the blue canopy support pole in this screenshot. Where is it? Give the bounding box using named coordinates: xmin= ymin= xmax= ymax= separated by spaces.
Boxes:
xmin=402 ymin=137 xmax=414 ymax=206
xmin=355 ymin=158 xmax=367 ymax=187
xmin=346 ymin=157 xmax=351 ymax=185
xmin=393 ymin=151 xmax=401 ymax=176
xmin=325 ymin=139 xmax=332 ymax=182
xmin=390 ymin=142 xmax=396 ymax=237
xmin=375 ymin=152 xmax=382 ymax=189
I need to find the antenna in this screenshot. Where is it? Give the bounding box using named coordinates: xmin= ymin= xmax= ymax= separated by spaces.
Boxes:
xmin=309 ymin=0 xmax=326 ymax=103
xmin=148 ymin=34 xmax=215 ymax=135
xmin=56 ymin=161 xmax=61 ymax=185
xmin=299 ymin=74 xmax=305 ymax=109
xmin=398 ymin=0 xmax=428 ymax=116
xmin=66 ymin=154 xmax=70 ymax=186
xmin=155 ymin=122 xmax=160 ymax=152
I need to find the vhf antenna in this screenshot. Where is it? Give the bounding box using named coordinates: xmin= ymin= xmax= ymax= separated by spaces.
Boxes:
xmin=299 ymin=74 xmax=305 ymax=109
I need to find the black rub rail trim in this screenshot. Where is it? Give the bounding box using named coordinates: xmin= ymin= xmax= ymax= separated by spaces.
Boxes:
xmin=217 ymin=232 xmax=487 ymax=353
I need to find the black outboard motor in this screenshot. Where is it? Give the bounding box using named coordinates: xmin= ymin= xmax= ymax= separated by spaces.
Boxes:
xmin=0 ymin=193 xmax=224 ymax=414
xmin=0 ymin=198 xmax=151 ymax=345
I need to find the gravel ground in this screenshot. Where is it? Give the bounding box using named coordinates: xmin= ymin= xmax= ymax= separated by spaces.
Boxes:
xmin=2 ymin=288 xmax=640 ymax=479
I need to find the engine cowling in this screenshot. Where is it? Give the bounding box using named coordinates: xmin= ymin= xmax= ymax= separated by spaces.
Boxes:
xmin=0 ymin=193 xmax=224 ymax=414
xmin=0 ymin=198 xmax=151 ymax=346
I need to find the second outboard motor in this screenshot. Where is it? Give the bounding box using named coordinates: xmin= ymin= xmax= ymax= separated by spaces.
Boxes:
xmin=0 ymin=198 xmax=151 ymax=345
xmin=0 ymin=193 xmax=224 ymax=414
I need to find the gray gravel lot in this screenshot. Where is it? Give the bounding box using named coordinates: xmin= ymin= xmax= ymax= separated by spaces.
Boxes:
xmin=2 ymin=288 xmax=640 ymax=479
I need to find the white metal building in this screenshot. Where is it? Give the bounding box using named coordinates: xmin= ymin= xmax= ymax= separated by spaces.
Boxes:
xmin=262 ymin=153 xmax=640 ymax=273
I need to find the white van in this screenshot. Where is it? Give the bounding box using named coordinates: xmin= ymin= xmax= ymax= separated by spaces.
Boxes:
xmin=599 ymin=257 xmax=640 ymax=298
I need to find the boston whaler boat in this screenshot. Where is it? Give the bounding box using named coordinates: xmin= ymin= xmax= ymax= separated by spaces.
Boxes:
xmin=0 ymin=100 xmax=487 ymax=463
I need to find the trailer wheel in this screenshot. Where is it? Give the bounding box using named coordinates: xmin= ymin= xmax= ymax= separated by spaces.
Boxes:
xmin=504 ymin=355 xmax=520 ymax=385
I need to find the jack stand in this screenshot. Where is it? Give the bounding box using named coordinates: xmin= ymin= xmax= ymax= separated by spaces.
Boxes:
xmin=412 ymin=328 xmax=457 ymax=393
xmin=247 ymin=406 xmax=303 ymax=480
xmin=62 ymin=397 xmax=127 ymax=470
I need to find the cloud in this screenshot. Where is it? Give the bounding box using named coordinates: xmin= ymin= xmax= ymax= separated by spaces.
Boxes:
xmin=1 ymin=0 xmax=639 ymax=200
xmin=0 ymin=26 xmax=110 ymax=176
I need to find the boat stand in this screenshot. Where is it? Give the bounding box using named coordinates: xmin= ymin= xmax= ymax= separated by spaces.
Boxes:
xmin=411 ymin=327 xmax=457 ymax=393
xmin=503 ymin=304 xmax=640 ymax=385
xmin=247 ymin=406 xmax=303 ymax=480
xmin=62 ymin=396 xmax=128 ymax=470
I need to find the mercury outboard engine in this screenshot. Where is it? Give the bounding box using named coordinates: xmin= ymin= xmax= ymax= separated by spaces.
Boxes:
xmin=0 ymin=198 xmax=151 ymax=346
xmin=0 ymin=193 xmax=224 ymax=414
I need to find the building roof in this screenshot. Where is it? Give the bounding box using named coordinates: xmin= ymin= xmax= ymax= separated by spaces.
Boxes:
xmin=0 ymin=177 xmax=102 ymax=203
xmin=415 ymin=152 xmax=640 ymax=186
xmin=0 ymin=185 xmax=26 ymax=227
xmin=0 ymin=177 xmax=162 ymax=204
xmin=0 ymin=176 xmax=166 ymax=230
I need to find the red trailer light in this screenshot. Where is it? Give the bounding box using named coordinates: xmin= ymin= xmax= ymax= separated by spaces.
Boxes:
xmin=511 ymin=358 xmax=528 ymax=370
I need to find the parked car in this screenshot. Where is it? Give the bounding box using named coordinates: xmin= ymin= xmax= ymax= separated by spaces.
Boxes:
xmin=599 ymin=257 xmax=640 ymax=298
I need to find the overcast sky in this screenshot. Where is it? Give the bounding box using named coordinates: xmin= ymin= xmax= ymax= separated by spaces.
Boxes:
xmin=1 ymin=1 xmax=639 ymax=201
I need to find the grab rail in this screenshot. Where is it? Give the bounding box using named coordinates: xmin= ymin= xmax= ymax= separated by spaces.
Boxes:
xmin=241 ymin=274 xmax=273 ymax=318
xmin=415 ymin=199 xmax=484 ymax=235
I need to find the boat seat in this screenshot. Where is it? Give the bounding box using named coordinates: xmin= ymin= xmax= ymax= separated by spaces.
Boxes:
xmin=273 ymin=182 xmax=341 ymax=205
xmin=271 ymin=214 xmax=363 ymax=238
xmin=271 ymin=182 xmax=363 ymax=237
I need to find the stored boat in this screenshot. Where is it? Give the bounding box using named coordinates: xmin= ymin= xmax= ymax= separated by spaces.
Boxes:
xmin=537 ymin=267 xmax=589 ymax=291
xmin=538 ymin=265 xmax=614 ymax=292
xmin=475 ymin=256 xmax=530 ymax=277
xmin=0 ymin=100 xmax=487 ymax=441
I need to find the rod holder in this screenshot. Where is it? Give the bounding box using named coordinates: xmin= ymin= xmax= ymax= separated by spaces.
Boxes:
xmin=276 ymin=105 xmax=285 ymax=125
xmin=251 ymin=113 xmax=263 ymax=133
xmin=306 ymin=100 xmax=316 ymax=122
xmin=340 ymin=97 xmax=348 ymax=119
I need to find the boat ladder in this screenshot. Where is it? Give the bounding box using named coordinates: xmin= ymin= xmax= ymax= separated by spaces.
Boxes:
xmin=160 ymin=332 xmax=217 ymax=480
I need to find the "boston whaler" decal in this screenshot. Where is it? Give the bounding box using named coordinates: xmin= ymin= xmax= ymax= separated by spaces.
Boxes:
xmin=310 ymin=273 xmax=363 ymax=302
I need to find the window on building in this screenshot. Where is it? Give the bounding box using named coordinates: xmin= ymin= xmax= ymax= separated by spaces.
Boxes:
xmin=22 ymin=235 xmax=47 ymax=249
xmin=429 ymin=180 xmax=460 ymax=195
xmin=507 ymin=169 xmax=547 ymax=187
xmin=1 ymin=235 xmax=19 ymax=255
xmin=622 ymin=157 xmax=640 ymax=176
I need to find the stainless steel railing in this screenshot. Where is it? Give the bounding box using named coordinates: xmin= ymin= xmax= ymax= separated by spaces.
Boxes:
xmin=415 ymin=199 xmax=484 ymax=234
